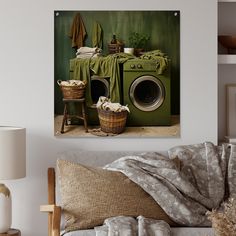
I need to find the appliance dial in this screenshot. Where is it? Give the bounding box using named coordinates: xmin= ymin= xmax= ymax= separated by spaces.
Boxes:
xmin=137 ymin=64 xmax=142 ymax=69
xmin=130 ymin=64 xmax=135 ymax=69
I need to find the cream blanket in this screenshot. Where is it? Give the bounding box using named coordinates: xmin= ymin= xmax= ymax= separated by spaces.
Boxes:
xmin=95 ymin=142 xmax=236 ymax=235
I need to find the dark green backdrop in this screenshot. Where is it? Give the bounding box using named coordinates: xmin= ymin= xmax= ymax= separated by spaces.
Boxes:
xmin=54 ymin=11 xmax=180 ymax=115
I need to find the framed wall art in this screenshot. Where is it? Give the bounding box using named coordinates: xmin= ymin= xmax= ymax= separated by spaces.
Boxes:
xmin=54 ymin=10 xmax=180 ymax=138
xmin=226 ymin=84 xmax=236 ymax=137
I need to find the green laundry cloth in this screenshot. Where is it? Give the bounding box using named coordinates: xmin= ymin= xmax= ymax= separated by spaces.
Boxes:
xmin=92 ymin=21 xmax=103 ymax=48
xmin=70 ymin=58 xmax=91 ymax=106
xmin=70 ymin=53 xmax=136 ymax=107
xmin=140 ymin=50 xmax=169 ymax=74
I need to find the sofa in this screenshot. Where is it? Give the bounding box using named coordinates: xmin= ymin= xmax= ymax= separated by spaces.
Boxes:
xmin=40 ymin=149 xmax=214 ymax=236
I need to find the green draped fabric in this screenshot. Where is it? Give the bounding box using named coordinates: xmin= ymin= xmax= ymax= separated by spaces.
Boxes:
xmin=70 ymin=53 xmax=135 ymax=106
xmin=140 ymin=50 xmax=169 ymax=75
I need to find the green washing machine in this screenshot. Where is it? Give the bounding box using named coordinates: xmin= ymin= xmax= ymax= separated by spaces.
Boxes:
xmin=123 ymin=58 xmax=171 ymax=126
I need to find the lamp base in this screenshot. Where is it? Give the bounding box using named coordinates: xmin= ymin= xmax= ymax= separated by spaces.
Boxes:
xmin=0 ymin=184 xmax=11 ymax=233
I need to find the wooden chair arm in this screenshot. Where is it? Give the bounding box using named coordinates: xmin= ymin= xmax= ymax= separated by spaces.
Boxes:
xmin=41 ymin=168 xmax=60 ymax=236
xmin=40 ymin=204 xmax=56 ymax=212
xmin=40 ymin=204 xmax=61 ymax=236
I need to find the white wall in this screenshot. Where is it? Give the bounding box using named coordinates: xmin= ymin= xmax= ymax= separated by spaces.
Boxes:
xmin=0 ymin=0 xmax=217 ymax=235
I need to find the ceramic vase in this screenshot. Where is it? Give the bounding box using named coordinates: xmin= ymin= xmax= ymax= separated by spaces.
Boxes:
xmin=0 ymin=184 xmax=11 ymax=233
xmin=124 ymin=48 xmax=134 ymax=55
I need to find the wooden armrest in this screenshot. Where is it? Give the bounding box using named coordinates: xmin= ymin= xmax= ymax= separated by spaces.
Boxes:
xmin=40 ymin=204 xmax=61 ymax=236
xmin=41 ymin=168 xmax=61 ymax=236
xmin=40 ymin=204 xmax=55 ymax=212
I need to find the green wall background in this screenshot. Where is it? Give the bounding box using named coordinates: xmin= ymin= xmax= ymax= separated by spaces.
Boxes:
xmin=54 ymin=11 xmax=180 ymax=115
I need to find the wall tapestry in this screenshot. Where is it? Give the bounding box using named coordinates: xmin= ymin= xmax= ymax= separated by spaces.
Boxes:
xmin=54 ymin=11 xmax=180 ymax=138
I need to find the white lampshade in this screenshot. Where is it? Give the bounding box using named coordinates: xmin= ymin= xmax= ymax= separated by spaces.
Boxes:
xmin=0 ymin=126 xmax=26 ymax=180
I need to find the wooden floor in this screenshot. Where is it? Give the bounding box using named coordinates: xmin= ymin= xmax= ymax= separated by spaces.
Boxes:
xmin=54 ymin=115 xmax=180 ymax=138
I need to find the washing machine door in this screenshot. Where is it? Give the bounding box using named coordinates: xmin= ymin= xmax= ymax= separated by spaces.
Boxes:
xmin=91 ymin=76 xmax=110 ymax=104
xmin=130 ymin=75 xmax=165 ymax=112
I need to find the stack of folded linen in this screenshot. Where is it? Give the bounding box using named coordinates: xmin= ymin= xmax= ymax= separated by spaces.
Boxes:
xmin=76 ymin=46 xmax=102 ymax=59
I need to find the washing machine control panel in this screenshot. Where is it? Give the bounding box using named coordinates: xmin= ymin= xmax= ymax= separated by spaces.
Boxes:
xmin=124 ymin=59 xmax=157 ymax=71
xmin=130 ymin=64 xmax=143 ymax=69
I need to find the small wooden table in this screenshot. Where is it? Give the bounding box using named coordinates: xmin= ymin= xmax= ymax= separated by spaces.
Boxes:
xmin=0 ymin=229 xmax=21 ymax=236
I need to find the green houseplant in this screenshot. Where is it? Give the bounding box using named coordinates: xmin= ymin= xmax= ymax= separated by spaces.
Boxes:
xmin=129 ymin=32 xmax=150 ymax=49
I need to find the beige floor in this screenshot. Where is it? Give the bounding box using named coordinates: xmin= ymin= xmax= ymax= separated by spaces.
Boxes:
xmin=54 ymin=115 xmax=180 ymax=138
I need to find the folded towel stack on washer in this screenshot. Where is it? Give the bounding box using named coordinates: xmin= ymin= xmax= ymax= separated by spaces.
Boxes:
xmin=76 ymin=46 xmax=102 ymax=59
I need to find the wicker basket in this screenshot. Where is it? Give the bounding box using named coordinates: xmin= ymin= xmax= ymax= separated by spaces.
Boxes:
xmin=98 ymin=108 xmax=127 ymax=134
xmin=57 ymin=80 xmax=86 ymax=99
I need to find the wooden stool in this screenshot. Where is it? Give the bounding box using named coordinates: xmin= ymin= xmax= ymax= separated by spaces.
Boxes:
xmin=0 ymin=229 xmax=21 ymax=236
xmin=60 ymin=98 xmax=88 ymax=133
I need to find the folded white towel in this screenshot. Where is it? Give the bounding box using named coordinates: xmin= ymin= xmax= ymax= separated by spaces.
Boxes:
xmin=76 ymin=53 xmax=101 ymax=59
xmin=77 ymin=46 xmax=102 ymax=54
xmin=76 ymin=52 xmax=94 ymax=56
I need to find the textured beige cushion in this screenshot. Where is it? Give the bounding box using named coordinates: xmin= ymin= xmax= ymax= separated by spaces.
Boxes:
xmin=57 ymin=159 xmax=174 ymax=232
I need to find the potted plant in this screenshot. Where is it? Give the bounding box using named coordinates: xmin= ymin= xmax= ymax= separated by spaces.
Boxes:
xmin=128 ymin=32 xmax=150 ymax=56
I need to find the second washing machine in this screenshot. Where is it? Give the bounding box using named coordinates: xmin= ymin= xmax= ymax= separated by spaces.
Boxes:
xmin=70 ymin=60 xmax=110 ymax=125
xmin=86 ymin=75 xmax=110 ymax=124
xmin=123 ymin=58 xmax=171 ymax=126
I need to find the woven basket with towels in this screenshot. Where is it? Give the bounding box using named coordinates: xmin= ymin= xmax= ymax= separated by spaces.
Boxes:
xmin=96 ymin=97 xmax=130 ymax=134
xmin=57 ymin=80 xmax=86 ymax=99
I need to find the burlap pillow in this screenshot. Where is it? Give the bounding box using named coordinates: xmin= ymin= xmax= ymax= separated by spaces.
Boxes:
xmin=57 ymin=159 xmax=174 ymax=232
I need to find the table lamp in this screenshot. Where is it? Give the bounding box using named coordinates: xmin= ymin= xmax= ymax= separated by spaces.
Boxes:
xmin=0 ymin=126 xmax=26 ymax=233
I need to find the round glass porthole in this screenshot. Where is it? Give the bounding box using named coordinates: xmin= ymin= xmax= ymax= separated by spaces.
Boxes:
xmin=91 ymin=76 xmax=110 ymax=104
xmin=130 ymin=75 xmax=165 ymax=112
